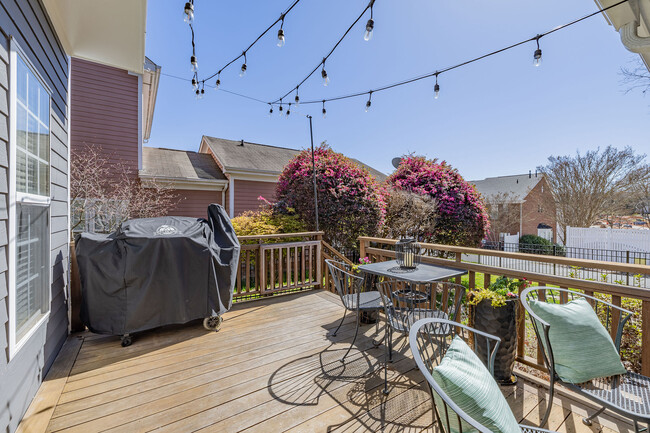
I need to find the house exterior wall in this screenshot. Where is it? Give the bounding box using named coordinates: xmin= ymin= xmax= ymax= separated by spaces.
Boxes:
xmin=233 ymin=179 xmax=276 ymax=216
xmin=0 ymin=2 xmax=70 ymax=431
xmin=521 ymin=178 xmax=556 ymax=242
xmin=70 ymin=57 xmax=139 ymax=181
xmin=166 ymin=189 xmax=223 ymax=219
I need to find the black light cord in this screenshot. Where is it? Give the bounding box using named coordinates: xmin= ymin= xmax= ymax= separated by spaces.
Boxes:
xmin=270 ymin=0 xmax=375 ymax=104
xmin=196 ymin=0 xmax=303 ymax=83
xmin=269 ymin=0 xmax=629 ymax=106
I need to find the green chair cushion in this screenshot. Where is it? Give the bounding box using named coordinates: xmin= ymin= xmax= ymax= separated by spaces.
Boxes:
xmin=431 ymin=336 xmax=521 ymax=433
xmin=529 ymin=297 xmax=627 ymax=384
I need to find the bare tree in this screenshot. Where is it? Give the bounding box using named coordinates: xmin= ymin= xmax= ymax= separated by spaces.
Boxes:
xmin=71 ymin=145 xmax=179 ymax=233
xmin=621 ymin=58 xmax=650 ymax=96
xmin=538 ymin=146 xmax=650 ymax=243
xmin=483 ymin=192 xmax=521 ymax=242
xmin=383 ymin=189 xmax=438 ymax=241
xmin=630 ymin=177 xmax=650 ymax=227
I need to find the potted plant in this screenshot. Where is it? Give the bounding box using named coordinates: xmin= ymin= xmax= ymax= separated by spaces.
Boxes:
xmin=468 ymin=276 xmax=530 ymax=385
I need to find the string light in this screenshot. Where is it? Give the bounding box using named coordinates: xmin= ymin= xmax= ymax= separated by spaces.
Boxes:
xmin=294 ymin=88 xmax=300 ymax=107
xmin=183 ymin=1 xmax=194 ymax=24
xmin=321 ymin=60 xmax=329 ymax=86
xmin=279 ymin=99 xmax=284 ymax=113
xmin=286 ymin=103 xmax=291 ymax=117
xmin=365 ymin=91 xmax=372 ymax=112
xmin=534 ymin=36 xmax=543 ymax=67
xmin=364 ymin=0 xmax=375 ymax=41
xmin=322 ymin=100 xmax=327 ymax=119
xmin=268 ymin=104 xmax=274 ymax=117
xmin=191 ymin=76 xmax=198 ymax=91
xmin=191 ymin=55 xmax=198 ymax=72
xmin=270 ymin=0 xmax=375 ymax=104
xmin=240 ymin=52 xmax=247 ymax=77
xmin=215 ymin=74 xmax=221 ymax=89
xmin=277 ymin=14 xmax=286 ymax=47
xmin=190 ymin=0 xmax=302 ymax=89
xmin=434 ymin=74 xmax=440 ymax=99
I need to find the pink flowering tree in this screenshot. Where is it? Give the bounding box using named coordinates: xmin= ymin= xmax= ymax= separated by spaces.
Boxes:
xmin=387 ymin=156 xmax=489 ymax=246
xmin=276 ymin=144 xmax=384 ymax=249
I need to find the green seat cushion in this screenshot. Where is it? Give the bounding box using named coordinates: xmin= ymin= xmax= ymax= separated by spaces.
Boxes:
xmin=431 ymin=336 xmax=521 ymax=433
xmin=529 ymin=297 xmax=627 ymax=384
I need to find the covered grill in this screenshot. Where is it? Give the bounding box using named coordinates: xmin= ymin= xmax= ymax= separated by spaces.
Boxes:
xmin=75 ymin=204 xmax=240 ymax=346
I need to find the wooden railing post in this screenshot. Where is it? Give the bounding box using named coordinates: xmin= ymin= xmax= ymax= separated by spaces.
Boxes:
xmin=360 ymin=237 xmax=368 ymax=260
xmin=455 ymin=253 xmax=462 ymax=285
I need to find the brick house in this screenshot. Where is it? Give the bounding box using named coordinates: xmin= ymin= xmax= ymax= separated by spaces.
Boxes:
xmin=471 ymin=173 xmax=557 ymax=242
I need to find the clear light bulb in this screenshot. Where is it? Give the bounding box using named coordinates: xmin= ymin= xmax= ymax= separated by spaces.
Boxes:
xmin=294 ymin=94 xmax=300 ymax=107
xmin=277 ymin=29 xmax=285 ymax=47
xmin=192 ymin=78 xmax=198 ymax=91
xmin=322 ymin=69 xmax=329 ymax=86
xmin=184 ymin=2 xmax=194 ymax=24
xmin=190 ymin=56 xmax=198 ymax=73
xmin=279 ymin=105 xmax=283 ymax=113
xmin=364 ymin=19 xmax=374 ymax=41
xmin=533 ymin=49 xmax=542 ymax=67
xmin=434 ymin=83 xmax=440 ymax=99
xmin=215 ymin=78 xmax=221 ymax=89
xmin=240 ymin=63 xmax=247 ymax=77
xmin=365 ymin=100 xmax=371 ymax=112
xmin=195 ymin=89 xmax=201 ymax=100
xmin=322 ymin=108 xmax=327 ymax=119
xmin=268 ymin=107 xmax=273 ymax=117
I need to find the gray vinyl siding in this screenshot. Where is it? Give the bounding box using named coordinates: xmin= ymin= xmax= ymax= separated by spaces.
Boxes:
xmin=0 ymin=1 xmax=69 ymax=432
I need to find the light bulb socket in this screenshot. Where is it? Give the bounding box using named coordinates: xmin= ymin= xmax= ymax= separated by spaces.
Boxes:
xmin=215 ymin=78 xmax=221 ymax=88
xmin=191 ymin=78 xmax=196 ymax=86
xmin=241 ymin=63 xmax=247 ymax=72
xmin=191 ymin=55 xmax=197 ymax=64
xmin=278 ymin=29 xmax=284 ymax=38
xmin=184 ymin=2 xmax=193 ymax=14
xmin=321 ymin=69 xmax=328 ymax=79
xmin=279 ymin=105 xmax=283 ymax=112
xmin=295 ymin=95 xmax=300 ymax=103
xmin=366 ymin=19 xmax=374 ymax=32
xmin=534 ymin=49 xmax=542 ymax=60
xmin=434 ymin=83 xmax=440 ymax=92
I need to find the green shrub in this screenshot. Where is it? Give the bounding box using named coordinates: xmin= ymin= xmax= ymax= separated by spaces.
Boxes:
xmin=519 ymin=234 xmax=552 ymax=255
xmin=231 ymin=207 xmax=307 ymax=240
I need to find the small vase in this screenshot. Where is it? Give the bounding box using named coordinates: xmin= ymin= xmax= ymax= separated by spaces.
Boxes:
xmin=471 ymin=299 xmax=518 ymax=385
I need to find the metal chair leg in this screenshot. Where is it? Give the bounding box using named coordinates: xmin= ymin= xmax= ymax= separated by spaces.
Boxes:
xmin=383 ymin=323 xmax=390 ymax=395
xmin=388 ymin=326 xmax=393 ymax=363
xmin=332 ymin=310 xmax=346 ymax=337
xmin=540 ymin=376 xmax=555 ymax=428
xmin=340 ymin=309 xmax=360 ymax=363
xmin=582 ymin=406 xmax=606 ymax=426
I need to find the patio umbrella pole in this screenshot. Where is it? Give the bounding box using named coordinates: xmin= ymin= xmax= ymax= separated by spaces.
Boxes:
xmin=307 ymin=115 xmax=319 ymax=232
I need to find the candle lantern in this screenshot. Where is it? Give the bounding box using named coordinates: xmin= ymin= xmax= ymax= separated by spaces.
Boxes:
xmin=396 ymin=238 xmax=421 ymax=269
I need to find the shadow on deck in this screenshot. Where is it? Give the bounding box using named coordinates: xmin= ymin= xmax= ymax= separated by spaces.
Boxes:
xmin=18 ymin=289 xmax=637 ymax=433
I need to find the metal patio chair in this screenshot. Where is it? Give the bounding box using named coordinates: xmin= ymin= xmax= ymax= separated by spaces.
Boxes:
xmin=521 ymin=287 xmax=649 ymax=432
xmin=410 ymin=318 xmax=558 ymax=433
xmin=376 ymin=279 xmax=465 ymax=394
xmin=325 ymin=259 xmax=382 ymax=363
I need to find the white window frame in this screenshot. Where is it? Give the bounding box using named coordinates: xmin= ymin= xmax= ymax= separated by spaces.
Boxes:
xmin=8 ymin=40 xmax=52 ymax=359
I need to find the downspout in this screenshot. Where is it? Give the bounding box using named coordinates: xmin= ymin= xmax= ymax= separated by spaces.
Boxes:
xmin=619 ymin=20 xmax=650 ymax=52
xmin=221 ymin=181 xmax=228 ymax=210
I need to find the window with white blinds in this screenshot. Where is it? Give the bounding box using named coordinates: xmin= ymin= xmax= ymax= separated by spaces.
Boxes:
xmin=10 ymin=47 xmax=51 ymax=353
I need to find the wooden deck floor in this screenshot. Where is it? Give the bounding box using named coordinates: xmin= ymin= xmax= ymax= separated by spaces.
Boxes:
xmin=19 ymin=289 xmax=637 ymax=433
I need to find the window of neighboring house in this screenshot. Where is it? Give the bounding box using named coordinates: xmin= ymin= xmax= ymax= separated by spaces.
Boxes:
xmin=9 ymin=44 xmax=51 ymax=357
xmin=538 ymin=205 xmax=544 ymax=213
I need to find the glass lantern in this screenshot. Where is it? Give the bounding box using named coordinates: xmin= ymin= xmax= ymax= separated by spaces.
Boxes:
xmin=396 ymin=238 xmax=421 ymax=269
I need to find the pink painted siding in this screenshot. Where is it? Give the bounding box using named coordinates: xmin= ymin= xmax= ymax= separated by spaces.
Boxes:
xmin=234 ymin=180 xmax=277 ymax=216
xmin=70 ymin=58 xmax=139 ymax=182
xmin=166 ymin=189 xmax=223 ymax=219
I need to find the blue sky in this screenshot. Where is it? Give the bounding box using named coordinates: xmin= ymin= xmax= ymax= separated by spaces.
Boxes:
xmin=145 ymin=0 xmax=649 ymax=181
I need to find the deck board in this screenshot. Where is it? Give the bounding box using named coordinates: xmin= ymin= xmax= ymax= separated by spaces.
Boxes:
xmin=14 ymin=289 xmax=638 ymax=433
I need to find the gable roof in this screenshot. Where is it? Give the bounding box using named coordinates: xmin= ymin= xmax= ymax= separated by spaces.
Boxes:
xmin=470 ymin=173 xmax=543 ymax=203
xmin=201 ymin=136 xmax=387 ymax=181
xmin=141 ymin=147 xmax=226 ymax=181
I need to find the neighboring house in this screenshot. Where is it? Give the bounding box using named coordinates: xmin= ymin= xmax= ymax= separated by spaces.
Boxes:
xmin=0 ymin=1 xmax=146 ymax=432
xmin=471 ymin=172 xmax=557 ymax=242
xmin=140 ymin=137 xmax=387 ymax=219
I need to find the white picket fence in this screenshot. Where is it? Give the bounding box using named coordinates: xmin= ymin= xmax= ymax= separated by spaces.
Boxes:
xmin=566 ymin=226 xmax=650 ymax=260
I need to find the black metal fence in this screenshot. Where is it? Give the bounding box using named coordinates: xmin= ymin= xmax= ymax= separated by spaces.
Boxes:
xmin=483 ymin=241 xmax=650 ymax=265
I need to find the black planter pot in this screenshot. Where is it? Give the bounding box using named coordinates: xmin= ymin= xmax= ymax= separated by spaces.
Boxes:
xmin=471 ymin=299 xmax=518 ymax=385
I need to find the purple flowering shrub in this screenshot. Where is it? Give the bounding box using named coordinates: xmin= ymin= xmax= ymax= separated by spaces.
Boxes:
xmin=276 ymin=144 xmax=384 ymax=249
xmin=387 ymin=156 xmax=489 ymax=246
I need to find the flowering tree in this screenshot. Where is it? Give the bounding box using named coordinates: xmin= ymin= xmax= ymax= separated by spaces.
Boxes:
xmin=276 ymin=144 xmax=384 ymax=249
xmin=387 ymin=156 xmax=488 ymax=246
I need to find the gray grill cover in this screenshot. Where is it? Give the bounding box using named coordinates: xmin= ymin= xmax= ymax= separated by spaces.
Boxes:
xmin=76 ymin=204 xmax=240 ymax=336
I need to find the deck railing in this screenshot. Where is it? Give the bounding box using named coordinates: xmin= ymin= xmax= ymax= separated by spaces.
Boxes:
xmin=234 ymin=232 xmax=324 ymax=300
xmin=358 ymin=236 xmax=650 ymax=377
